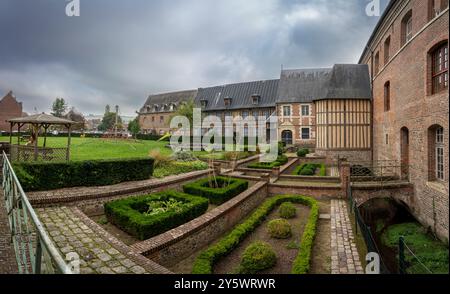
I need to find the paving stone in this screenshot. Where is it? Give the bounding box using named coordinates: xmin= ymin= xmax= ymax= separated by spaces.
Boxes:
xmin=98 ymin=266 xmax=115 ymax=274
xmin=98 ymin=253 xmax=112 ymax=262
xmin=130 ymin=265 xmax=146 ymax=274
xmin=112 ymin=266 xmax=128 ymax=274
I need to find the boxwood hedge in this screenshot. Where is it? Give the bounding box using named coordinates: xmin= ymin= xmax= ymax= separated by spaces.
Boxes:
xmin=292 ymin=163 xmax=326 ymax=176
xmin=13 ymin=158 xmax=154 ymax=192
xmin=182 ymin=176 xmax=248 ymax=205
xmin=191 ymin=195 xmax=319 ymax=274
xmin=247 ymin=155 xmax=289 ymax=170
xmin=104 ymin=190 xmax=209 ymax=240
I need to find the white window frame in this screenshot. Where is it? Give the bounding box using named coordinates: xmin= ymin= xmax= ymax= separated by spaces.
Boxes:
xmin=301 ymin=105 xmax=310 ymax=116
xmin=283 ymin=106 xmax=291 ymax=117
xmin=405 ymin=17 xmax=413 ymax=43
xmin=436 ymin=127 xmax=445 ymax=181
xmin=301 ymin=127 xmax=311 ymax=140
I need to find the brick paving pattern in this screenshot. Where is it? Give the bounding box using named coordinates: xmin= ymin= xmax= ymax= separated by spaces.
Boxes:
xmin=330 ymin=200 xmax=364 ymax=274
xmin=36 ymin=206 xmax=170 ymax=274
xmin=0 ymin=189 xmax=19 ymax=274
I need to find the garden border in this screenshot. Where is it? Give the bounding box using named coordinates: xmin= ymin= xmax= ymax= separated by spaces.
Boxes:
xmin=191 ymin=195 xmax=319 ymax=274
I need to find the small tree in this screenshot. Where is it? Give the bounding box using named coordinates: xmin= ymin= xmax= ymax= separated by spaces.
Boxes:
xmin=51 ymin=97 xmax=68 ymax=117
xmin=98 ymin=110 xmax=122 ymax=132
xmin=128 ymin=117 xmax=141 ymax=139
xmin=171 ymin=98 xmax=195 ymax=132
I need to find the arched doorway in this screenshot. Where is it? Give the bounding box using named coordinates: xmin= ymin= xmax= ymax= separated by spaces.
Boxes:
xmin=281 ymin=130 xmax=293 ymax=145
xmin=400 ymin=127 xmax=409 ymax=180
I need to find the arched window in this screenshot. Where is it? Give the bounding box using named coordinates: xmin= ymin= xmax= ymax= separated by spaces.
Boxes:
xmin=401 ymin=10 xmax=413 ymax=46
xmin=428 ymin=125 xmax=445 ymax=181
xmin=374 ymin=52 xmax=380 ymax=75
xmin=428 ymin=0 xmax=437 ymax=21
xmin=384 ymin=36 xmax=391 ymax=64
xmin=430 ymin=42 xmax=448 ymax=94
xmin=281 ymin=130 xmax=293 ymax=145
xmin=384 ymin=81 xmax=391 ymax=111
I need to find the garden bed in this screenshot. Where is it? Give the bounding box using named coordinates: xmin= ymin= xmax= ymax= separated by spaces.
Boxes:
xmin=183 ymin=176 xmax=249 ymax=205
xmin=246 ymin=155 xmax=289 ymax=170
xmin=104 ymin=190 xmax=209 ymax=240
xmin=292 ymin=163 xmax=326 ymax=176
xmin=189 ymin=195 xmax=319 ymax=274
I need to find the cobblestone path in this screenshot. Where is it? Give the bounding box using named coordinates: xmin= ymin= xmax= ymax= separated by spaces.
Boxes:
xmin=0 ymin=189 xmax=19 ymax=273
xmin=330 ymin=200 xmax=364 ymax=274
xmin=37 ymin=206 xmax=170 ymax=274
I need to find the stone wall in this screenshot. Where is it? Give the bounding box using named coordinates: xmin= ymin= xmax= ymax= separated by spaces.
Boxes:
xmin=131 ymin=181 xmax=268 ymax=267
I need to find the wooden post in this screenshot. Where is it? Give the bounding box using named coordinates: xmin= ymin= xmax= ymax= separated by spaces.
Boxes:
xmin=17 ymin=124 xmax=21 ymax=146
xmin=43 ymin=124 xmax=49 ymax=148
xmin=34 ymin=124 xmax=39 ymax=161
xmin=9 ymin=122 xmax=13 ymax=144
xmin=66 ymin=124 xmax=71 ymax=162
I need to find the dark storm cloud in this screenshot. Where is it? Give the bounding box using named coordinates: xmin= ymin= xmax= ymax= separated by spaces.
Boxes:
xmin=0 ymin=0 xmax=388 ymax=115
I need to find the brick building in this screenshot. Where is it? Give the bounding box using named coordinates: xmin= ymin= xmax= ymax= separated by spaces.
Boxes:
xmin=138 ymin=90 xmax=197 ymax=135
xmin=0 ymin=91 xmax=23 ymax=132
xmin=360 ymin=0 xmax=449 ymax=240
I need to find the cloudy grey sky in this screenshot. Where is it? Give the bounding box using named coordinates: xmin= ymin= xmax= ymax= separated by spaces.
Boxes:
xmin=0 ymin=0 xmax=388 ymax=116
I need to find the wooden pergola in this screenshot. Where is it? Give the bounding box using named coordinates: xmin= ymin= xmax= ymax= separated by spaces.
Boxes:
xmin=7 ymin=113 xmax=76 ymax=162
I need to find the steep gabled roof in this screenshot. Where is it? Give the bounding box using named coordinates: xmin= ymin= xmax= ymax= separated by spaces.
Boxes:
xmin=141 ymin=89 xmax=198 ymax=111
xmin=277 ymin=64 xmax=372 ymax=103
xmin=195 ymin=79 xmax=279 ymax=111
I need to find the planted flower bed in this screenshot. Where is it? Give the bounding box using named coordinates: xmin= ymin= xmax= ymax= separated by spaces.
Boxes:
xmin=182 ymin=176 xmax=249 ymax=205
xmin=292 ymin=163 xmax=326 ymax=176
xmin=247 ymin=155 xmax=289 ymax=170
xmin=104 ymin=190 xmax=209 ymax=240
xmin=192 ymin=195 xmax=319 ymax=274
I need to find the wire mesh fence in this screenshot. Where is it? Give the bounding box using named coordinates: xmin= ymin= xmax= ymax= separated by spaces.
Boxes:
xmin=348 ymin=160 xmax=409 ymax=183
xmin=9 ymin=145 xmax=68 ymax=163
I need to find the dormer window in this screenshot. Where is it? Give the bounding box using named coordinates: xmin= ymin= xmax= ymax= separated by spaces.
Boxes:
xmin=224 ymin=97 xmax=232 ymax=107
xmin=251 ymin=94 xmax=260 ymax=105
xmin=146 ymin=106 xmax=151 ymax=113
xmin=200 ymin=99 xmax=208 ymax=108
xmin=153 ymin=105 xmax=159 ymax=112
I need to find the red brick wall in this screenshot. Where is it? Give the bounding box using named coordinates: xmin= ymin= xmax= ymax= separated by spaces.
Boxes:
xmin=361 ymin=0 xmax=449 ymax=241
xmin=277 ymin=103 xmax=316 ymax=147
xmin=0 ymin=92 xmax=22 ymax=132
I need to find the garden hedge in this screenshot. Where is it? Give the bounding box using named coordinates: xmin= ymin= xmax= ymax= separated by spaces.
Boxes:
xmin=247 ymin=155 xmax=289 ymax=169
xmin=292 ymin=163 xmax=326 ymax=176
xmin=13 ymin=158 xmax=154 ymax=191
xmin=104 ymin=190 xmax=209 ymax=240
xmin=191 ymin=195 xmax=319 ymax=274
xmin=183 ymin=176 xmax=248 ymax=205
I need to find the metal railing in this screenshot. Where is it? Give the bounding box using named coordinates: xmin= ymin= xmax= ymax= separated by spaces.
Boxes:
xmin=348 ymin=185 xmax=390 ymax=274
xmin=398 ymin=237 xmax=433 ymax=274
xmin=348 ymin=160 xmax=409 ymax=183
xmin=1 ymin=151 xmax=73 ymax=274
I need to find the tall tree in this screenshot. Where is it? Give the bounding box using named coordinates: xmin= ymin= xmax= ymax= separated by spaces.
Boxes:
xmin=51 ymin=97 xmax=68 ymax=117
xmin=128 ymin=117 xmax=141 ymax=139
xmin=171 ymin=98 xmax=195 ymax=129
xmin=98 ymin=110 xmax=122 ymax=132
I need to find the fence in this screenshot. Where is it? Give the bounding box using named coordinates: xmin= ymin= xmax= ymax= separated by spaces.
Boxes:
xmin=1 ymin=151 xmax=73 ymax=274
xmin=347 ymin=184 xmax=390 ymax=274
xmin=398 ymin=237 xmax=433 ymax=274
xmin=9 ymin=144 xmax=69 ymax=163
xmin=348 ymin=160 xmax=409 ymax=184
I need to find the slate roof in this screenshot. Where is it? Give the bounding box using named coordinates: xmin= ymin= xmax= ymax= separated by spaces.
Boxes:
xmin=276 ymin=64 xmax=372 ymax=103
xmin=140 ymin=90 xmax=198 ymax=113
xmin=194 ymin=79 xmax=279 ymax=111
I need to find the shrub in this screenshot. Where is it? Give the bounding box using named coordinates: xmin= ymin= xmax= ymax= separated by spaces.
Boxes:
xmin=247 ymin=155 xmax=289 ymax=169
xmin=238 ymin=241 xmax=277 ymax=274
xmin=267 ymin=219 xmax=292 ymax=239
xmin=192 ymin=195 xmax=318 ymax=274
xmin=292 ymin=163 xmax=326 ymax=177
xmin=104 ymin=190 xmax=208 ymax=240
xmin=279 ymin=202 xmax=297 ymax=219
xmin=153 ymin=161 xmax=208 ymax=178
xmin=297 ymin=148 xmax=310 ymax=158
xmin=299 ymin=167 xmax=315 ymax=176
xmin=183 ymin=176 xmax=248 ymax=205
xmin=149 ymin=149 xmax=172 ymax=168
xmin=13 ymin=158 xmax=154 ymax=192
xmin=172 ymin=150 xmax=197 ymax=162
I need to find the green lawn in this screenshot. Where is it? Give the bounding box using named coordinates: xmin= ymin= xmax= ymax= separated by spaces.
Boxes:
xmin=0 ymin=136 xmax=172 ymax=161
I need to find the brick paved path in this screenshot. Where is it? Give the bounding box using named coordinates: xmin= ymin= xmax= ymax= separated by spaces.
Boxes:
xmin=37 ymin=206 xmax=171 ymax=274
xmin=0 ymin=189 xmax=19 ymax=274
xmin=330 ymin=200 xmax=364 ymax=274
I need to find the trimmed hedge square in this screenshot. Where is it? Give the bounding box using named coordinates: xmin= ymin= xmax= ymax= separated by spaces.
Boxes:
xmin=14 ymin=157 xmax=154 ymax=192
xmin=182 ymin=176 xmax=249 ymax=205
xmin=247 ymin=155 xmax=289 ymax=170
xmin=104 ymin=190 xmax=209 ymax=240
